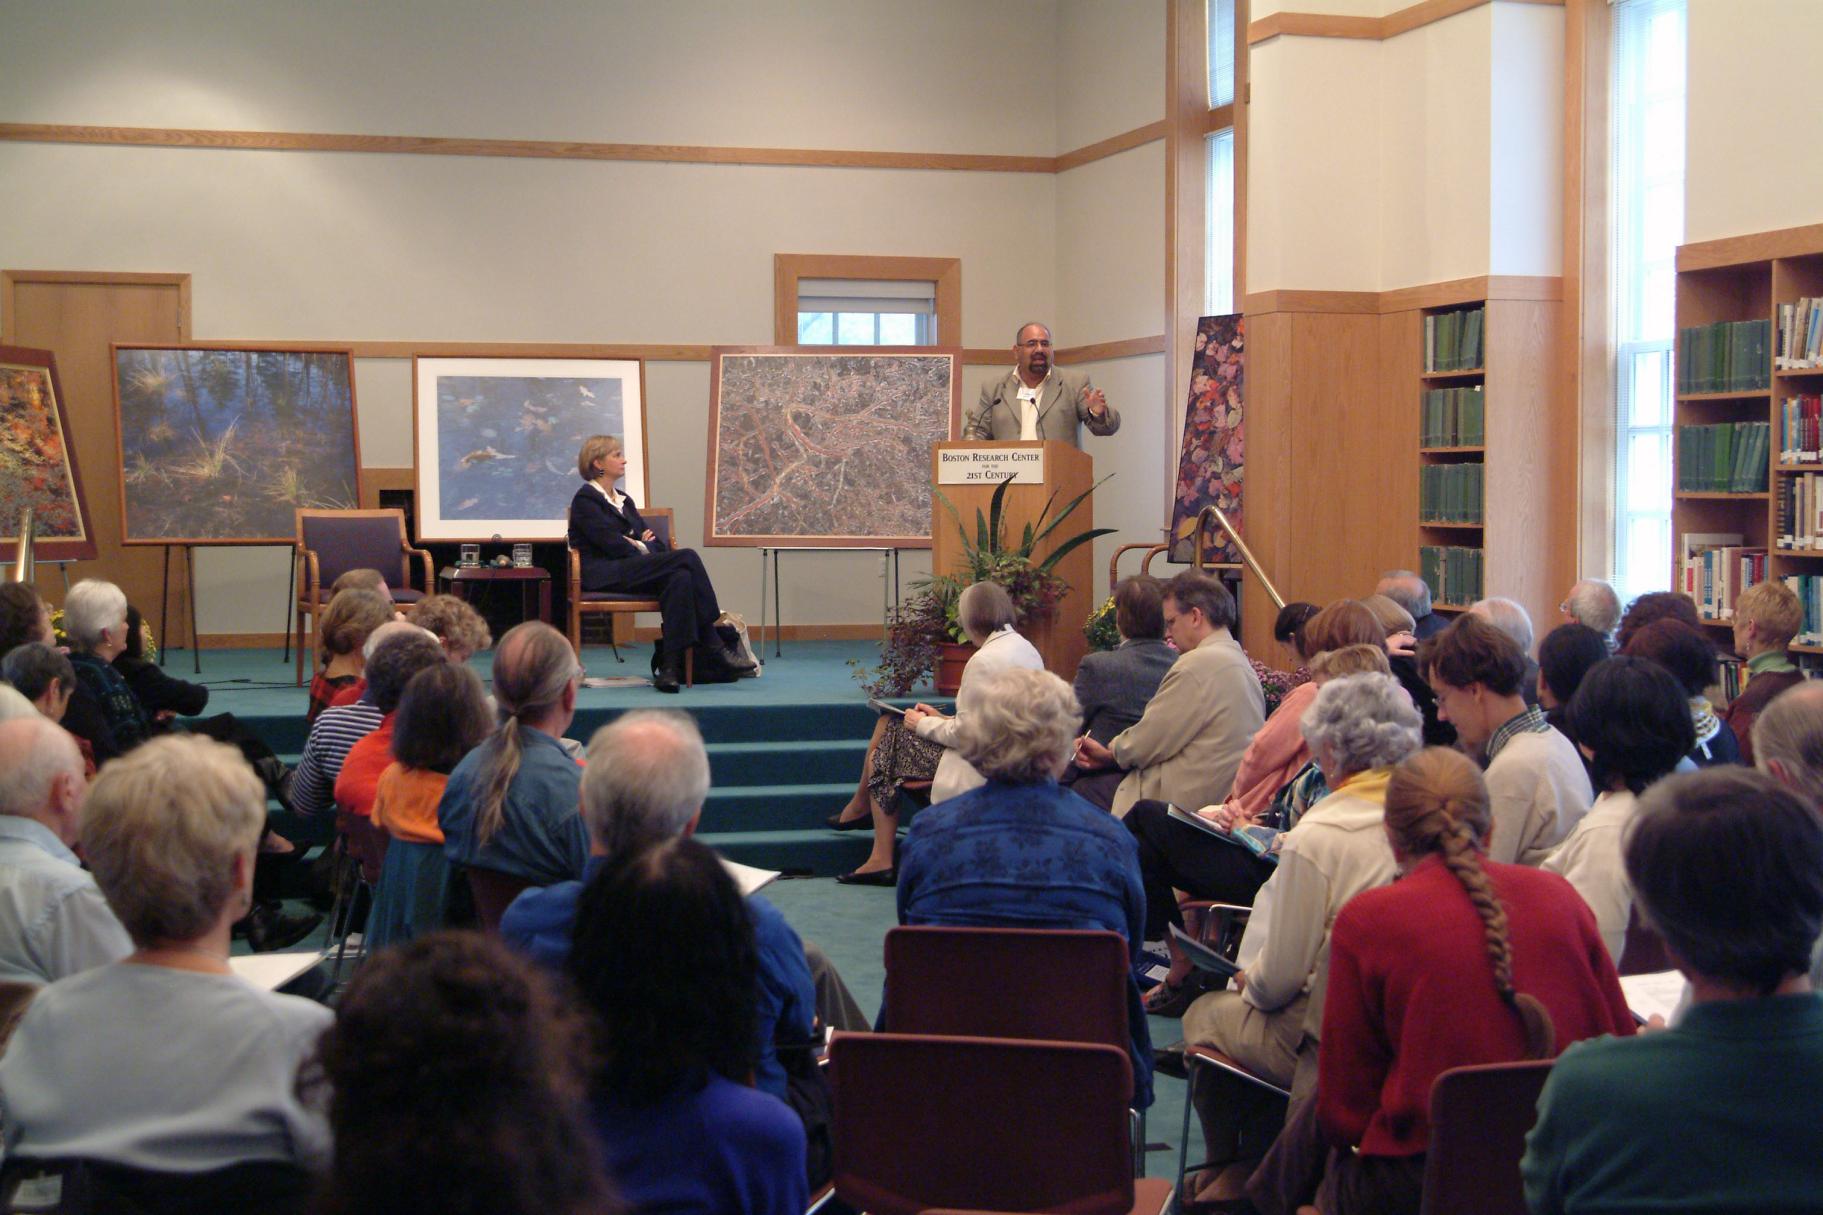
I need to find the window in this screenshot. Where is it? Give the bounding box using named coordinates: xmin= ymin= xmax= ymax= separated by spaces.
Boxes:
xmin=1609 ymin=0 xmax=1686 ymax=603
xmin=1205 ymin=0 xmax=1238 ymax=316
xmin=774 ymin=255 xmax=960 ymax=348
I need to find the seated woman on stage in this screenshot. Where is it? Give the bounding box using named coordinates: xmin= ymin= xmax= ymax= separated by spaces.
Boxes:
xmin=1251 ymin=747 xmax=1634 ymax=1215
xmin=0 ymin=735 xmax=332 ymax=1191
xmin=308 ymin=588 xmax=393 ymax=723
xmin=830 ymin=581 xmax=1044 ymax=887
xmin=567 ymin=434 xmax=753 ymax=693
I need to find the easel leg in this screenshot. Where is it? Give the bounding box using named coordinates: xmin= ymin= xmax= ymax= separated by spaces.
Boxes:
xmin=158 ymin=545 xmax=172 ymax=668
xmin=758 ymin=547 xmax=768 ymax=662
xmin=187 ymin=544 xmax=200 ymax=675
xmin=282 ymin=549 xmax=295 ymax=664
xmin=772 ymin=548 xmax=782 ymax=657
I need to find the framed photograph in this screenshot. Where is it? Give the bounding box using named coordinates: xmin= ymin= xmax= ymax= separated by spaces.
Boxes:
xmin=413 ymin=357 xmax=647 ymax=543
xmin=0 ymin=344 xmax=96 ymax=562
xmin=111 ymin=344 xmax=362 ymax=545
xmin=706 ymin=346 xmax=960 ymax=548
xmin=1169 ymin=315 xmax=1245 ymax=564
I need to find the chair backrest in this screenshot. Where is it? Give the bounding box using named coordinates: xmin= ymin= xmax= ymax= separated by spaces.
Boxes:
xmin=829 ymin=1032 xmax=1135 ymax=1215
xmin=466 ymin=867 xmax=534 ymax=933
xmin=296 ymin=509 xmax=408 ymax=591
xmin=0 ymin=1156 xmax=312 ymax=1215
xmin=1618 ymin=904 xmax=1672 ymax=976
xmin=641 ymin=507 xmax=675 ymax=549
xmin=1419 ymin=1059 xmax=1555 ymax=1215
xmin=882 ymin=925 xmax=1130 ymax=1051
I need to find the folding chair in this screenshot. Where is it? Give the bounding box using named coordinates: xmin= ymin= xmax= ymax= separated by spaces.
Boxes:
xmin=1618 ymin=904 xmax=1672 ymax=976
xmin=828 ymin=1032 xmax=1171 ymax=1215
xmin=1175 ymin=1045 xmax=1291 ymax=1205
xmin=882 ymin=926 xmax=1148 ymax=1172
xmin=1418 ymin=1060 xmax=1555 ymax=1215
xmin=466 ymin=867 xmax=534 ymax=933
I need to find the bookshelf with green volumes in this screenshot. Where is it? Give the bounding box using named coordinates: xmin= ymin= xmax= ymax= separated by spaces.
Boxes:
xmin=1673 ymin=230 xmax=1823 ymax=668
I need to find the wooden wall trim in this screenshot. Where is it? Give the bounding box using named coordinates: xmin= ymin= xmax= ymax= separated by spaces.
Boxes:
xmin=1057 ymin=335 xmax=1167 ymax=363
xmin=2 ymin=269 xmax=192 ymax=344
xmin=772 ymin=254 xmax=962 ymax=348
xmin=228 ymin=339 xmax=1153 ymax=367
xmin=0 ymin=119 xmax=1166 ymax=176
xmin=1248 ymin=0 xmax=1563 ymax=45
xmin=1244 ymin=276 xmax=1563 ymax=316
xmin=1676 ymin=221 xmax=1823 ymax=273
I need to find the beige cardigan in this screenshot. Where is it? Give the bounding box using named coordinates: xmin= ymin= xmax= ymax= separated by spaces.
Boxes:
xmin=1107 ymin=629 xmax=1265 ymax=818
xmin=914 ymin=627 xmax=1046 ymax=804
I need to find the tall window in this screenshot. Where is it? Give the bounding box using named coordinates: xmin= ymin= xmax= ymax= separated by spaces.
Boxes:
xmin=1610 ymin=0 xmax=1686 ymax=603
xmin=1205 ymin=0 xmax=1238 ymax=316
xmin=796 ymin=278 xmax=938 ymax=346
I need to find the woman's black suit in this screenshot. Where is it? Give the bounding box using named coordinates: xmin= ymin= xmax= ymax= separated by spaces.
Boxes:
xmin=568 ymin=484 xmax=722 ymax=657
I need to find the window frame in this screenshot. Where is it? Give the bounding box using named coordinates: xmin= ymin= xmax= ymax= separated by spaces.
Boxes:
xmin=773 ymin=254 xmax=961 ymax=347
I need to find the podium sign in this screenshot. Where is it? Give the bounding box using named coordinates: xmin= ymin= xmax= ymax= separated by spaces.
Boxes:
xmin=931 ymin=440 xmax=1094 ymax=679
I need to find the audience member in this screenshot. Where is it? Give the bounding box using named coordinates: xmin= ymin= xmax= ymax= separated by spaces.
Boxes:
xmin=1263 ymin=601 xmax=1321 ymax=696
xmin=1252 ymin=747 xmax=1632 ymax=1215
xmin=307 ymin=588 xmax=392 ymax=723
xmin=1559 ymin=579 xmax=1621 ymax=646
xmin=1522 ymin=768 xmax=1823 ymax=1213
xmin=1178 ymin=672 xmax=1421 ymax=1197
xmin=0 ymin=685 xmax=39 ymax=723
xmin=1613 ymin=588 xmax=1700 ymax=653
xmin=1421 ymin=616 xmax=1591 ymax=865
xmin=1542 ymin=657 xmax=1693 ymax=962
xmin=1726 ymin=580 xmax=1806 ymax=768
xmin=1471 ymin=595 xmax=1541 ymax=706
xmin=332 ymin=628 xmax=446 ymax=823
xmin=1072 ymin=575 xmax=1175 ymax=746
xmin=364 ymin=664 xmax=495 ymax=950
xmin=1754 ymin=680 xmax=1823 ymax=810
xmin=833 ymin=581 xmax=1043 ymax=885
xmin=503 ymin=710 xmax=817 ymax=1105
xmin=896 ymin=666 xmax=1153 ymax=1108
xmin=1536 ymin=622 xmax=1609 ymax=733
xmin=309 ymin=932 xmax=617 ymax=1215
xmin=0 ymin=717 xmax=131 ymax=983
xmin=2 ymin=643 xmax=75 ymax=724
xmin=60 ymin=578 xmax=152 ymax=763
xmin=0 ymin=583 xmax=52 ymax=660
xmin=568 ymin=838 xmax=808 ymax=1215
xmin=0 ymin=735 xmax=332 ymax=1183
xmin=290 ymin=621 xmax=412 ymax=823
xmin=1075 ymin=571 xmax=1265 ymax=817
xmin=1621 ymin=618 xmax=1741 ymax=766
xmin=440 ymin=622 xmax=588 ymax=886
xmin=1376 ymin=570 xmax=1447 ymax=641
xmin=1360 ymin=593 xmax=1417 ymax=655
xmin=112 ymin=605 xmax=207 ymax=721
xmin=408 ymin=593 xmax=494 ymax=664
xmin=330 ymin=567 xmax=393 ymax=602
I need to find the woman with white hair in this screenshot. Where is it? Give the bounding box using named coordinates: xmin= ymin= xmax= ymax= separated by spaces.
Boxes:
xmin=0 ymin=735 xmax=332 ymax=1197
xmin=1177 ymin=671 xmax=1423 ymax=1205
xmin=895 ymin=664 xmax=1153 ymax=1109
xmin=60 ymin=578 xmax=153 ymax=764
xmin=833 ymin=580 xmax=1043 ymax=886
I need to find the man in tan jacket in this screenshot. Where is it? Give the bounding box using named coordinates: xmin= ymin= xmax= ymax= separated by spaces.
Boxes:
xmin=1074 ymin=571 xmax=1264 ymax=818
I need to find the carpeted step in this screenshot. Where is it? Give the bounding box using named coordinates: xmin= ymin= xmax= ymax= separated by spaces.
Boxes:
xmin=697 ymin=782 xmax=857 ymax=834
xmin=705 ymin=739 xmax=868 ymax=787
xmin=700 ymin=828 xmax=876 ymax=877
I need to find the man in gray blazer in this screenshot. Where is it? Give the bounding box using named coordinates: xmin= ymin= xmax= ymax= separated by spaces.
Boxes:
xmin=965 ymin=323 xmax=1122 ymax=447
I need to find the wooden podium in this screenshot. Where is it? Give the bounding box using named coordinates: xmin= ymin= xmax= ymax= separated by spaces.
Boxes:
xmin=931 ymin=440 xmax=1095 ymax=680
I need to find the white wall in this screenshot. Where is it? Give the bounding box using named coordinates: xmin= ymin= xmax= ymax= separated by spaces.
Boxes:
xmin=1 ymin=0 xmax=1197 ymax=635
xmin=1685 ymin=0 xmax=1823 ymax=244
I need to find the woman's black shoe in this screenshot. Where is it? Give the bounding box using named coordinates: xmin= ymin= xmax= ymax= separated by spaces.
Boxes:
xmin=703 ymin=633 xmax=758 ymax=673
xmin=653 ymin=647 xmax=684 ymax=693
xmin=825 ymin=811 xmax=871 ymax=831
xmin=835 ymin=867 xmax=897 ymax=887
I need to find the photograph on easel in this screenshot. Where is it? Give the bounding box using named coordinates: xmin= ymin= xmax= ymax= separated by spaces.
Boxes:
xmin=0 ymin=344 xmax=96 ymax=563
xmin=111 ymin=344 xmax=361 ymax=544
xmin=1169 ymin=314 xmax=1245 ymax=564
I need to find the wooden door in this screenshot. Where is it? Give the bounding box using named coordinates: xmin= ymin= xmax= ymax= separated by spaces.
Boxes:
xmin=1 ymin=271 xmax=192 ymax=644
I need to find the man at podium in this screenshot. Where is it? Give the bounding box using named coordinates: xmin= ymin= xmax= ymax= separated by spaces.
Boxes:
xmin=965 ymin=322 xmax=1121 ymax=448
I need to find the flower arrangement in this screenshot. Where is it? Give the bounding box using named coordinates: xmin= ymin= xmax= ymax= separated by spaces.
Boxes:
xmin=1084 ymin=594 xmax=1120 ymax=653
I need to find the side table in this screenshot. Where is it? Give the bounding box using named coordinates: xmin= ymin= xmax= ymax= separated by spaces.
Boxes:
xmin=438 ymin=565 xmax=553 ymax=627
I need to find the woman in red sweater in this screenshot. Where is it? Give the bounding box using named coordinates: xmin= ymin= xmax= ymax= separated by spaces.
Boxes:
xmin=1256 ymin=746 xmax=1634 ymax=1215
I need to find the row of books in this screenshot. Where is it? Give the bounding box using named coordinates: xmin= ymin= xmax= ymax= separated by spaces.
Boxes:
xmin=1783 ymin=575 xmax=1823 ymax=647
xmin=1419 ymin=545 xmax=1483 ymax=607
xmin=1423 ymin=307 xmax=1484 ymax=374
xmin=1676 ymin=421 xmax=1770 ymax=493
xmin=1776 ymin=473 xmax=1823 ymax=551
xmin=1779 ymin=395 xmax=1823 ymax=463
xmin=1419 ymin=463 xmax=1484 ymax=524
xmin=1681 ymin=543 xmax=1767 ymax=621
xmin=1676 ymin=319 xmax=1771 ymax=394
xmin=1420 ymin=386 xmax=1485 ymax=448
xmin=1776 ymin=298 xmax=1823 ymax=370
xmin=1715 ymin=656 xmax=1745 ymax=705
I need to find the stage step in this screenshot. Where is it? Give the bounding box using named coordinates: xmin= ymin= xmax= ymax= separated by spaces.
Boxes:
xmin=698 ymin=782 xmax=855 ymax=834
xmin=706 ymin=829 xmax=876 ymax=878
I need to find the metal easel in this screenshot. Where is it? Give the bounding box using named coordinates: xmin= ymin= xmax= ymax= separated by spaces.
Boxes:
xmin=758 ymin=546 xmax=904 ymax=658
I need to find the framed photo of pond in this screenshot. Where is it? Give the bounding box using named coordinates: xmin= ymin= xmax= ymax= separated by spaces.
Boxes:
xmin=0 ymin=344 xmax=97 ymax=562
xmin=111 ymin=344 xmax=362 ymax=545
xmin=412 ymin=356 xmax=648 ymax=542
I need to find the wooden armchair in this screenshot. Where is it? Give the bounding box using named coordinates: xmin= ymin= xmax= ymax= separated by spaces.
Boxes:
xmin=565 ymin=506 xmax=691 ymax=685
xmin=294 ymin=508 xmax=432 ymax=685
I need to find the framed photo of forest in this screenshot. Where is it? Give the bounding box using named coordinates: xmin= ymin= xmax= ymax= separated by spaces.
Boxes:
xmin=0 ymin=344 xmax=97 ymax=563
xmin=111 ymin=344 xmax=362 ymax=545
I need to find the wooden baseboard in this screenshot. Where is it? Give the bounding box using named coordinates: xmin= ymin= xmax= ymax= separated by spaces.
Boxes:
xmin=192 ymin=632 xmax=294 ymax=650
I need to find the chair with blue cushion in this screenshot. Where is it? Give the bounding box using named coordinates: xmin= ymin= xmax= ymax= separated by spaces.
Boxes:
xmin=564 ymin=505 xmax=691 ymax=685
xmin=293 ymin=508 xmax=431 ymax=685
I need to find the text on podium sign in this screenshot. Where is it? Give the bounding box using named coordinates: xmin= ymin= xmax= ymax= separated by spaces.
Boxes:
xmin=936 ymin=448 xmax=1047 ymax=485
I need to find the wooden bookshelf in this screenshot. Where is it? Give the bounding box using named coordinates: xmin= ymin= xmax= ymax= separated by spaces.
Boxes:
xmin=1673 ymin=232 xmax=1823 ymax=653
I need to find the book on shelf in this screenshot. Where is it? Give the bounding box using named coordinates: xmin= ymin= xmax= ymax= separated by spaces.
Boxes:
xmin=1783 ymin=574 xmax=1823 ymax=647
xmin=1676 ymin=421 xmax=1769 ymax=493
xmin=1681 ymin=544 xmax=1767 ymax=621
xmin=1420 ymin=545 xmax=1483 ymax=606
xmin=1423 ymin=306 xmax=1485 ymax=374
xmin=1420 ymin=386 xmax=1485 ymax=447
xmin=1419 ymin=463 xmax=1485 ymax=524
xmin=1775 ymin=472 xmax=1823 ymax=551
xmin=1677 ymin=319 xmax=1771 ymax=394
xmin=1780 ymin=394 xmax=1822 ymax=463
xmin=1776 ymin=298 xmax=1823 ymax=370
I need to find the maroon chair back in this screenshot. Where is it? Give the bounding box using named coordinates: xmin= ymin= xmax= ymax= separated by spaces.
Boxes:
xmin=299 ymin=511 xmax=409 ymax=592
xmin=882 ymin=925 xmax=1129 ymax=1049
xmin=1419 ymin=1059 xmax=1555 ymax=1215
xmin=1617 ymin=904 xmax=1672 ymax=976
xmin=830 ymin=1032 xmax=1135 ymax=1215
xmin=466 ymin=868 xmax=535 ymax=933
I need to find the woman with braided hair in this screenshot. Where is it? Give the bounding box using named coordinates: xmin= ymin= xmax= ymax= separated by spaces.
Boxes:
xmin=1252 ymin=747 xmax=1634 ymax=1215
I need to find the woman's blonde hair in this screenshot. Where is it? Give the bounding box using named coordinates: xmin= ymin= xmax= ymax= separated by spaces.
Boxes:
xmin=1359 ymin=593 xmax=1417 ymax=638
xmin=1308 ymin=642 xmax=1390 ymax=682
xmin=470 ymin=623 xmax=577 ymax=847
xmin=576 ymin=435 xmax=622 ymax=482
xmin=318 ymin=587 xmax=394 ymax=664
xmin=1385 ymin=747 xmax=1555 ymax=1059
xmin=81 ymin=735 xmax=266 ymax=946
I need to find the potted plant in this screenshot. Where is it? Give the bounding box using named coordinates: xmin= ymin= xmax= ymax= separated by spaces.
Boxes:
xmin=852 ymin=474 xmax=1111 ymax=696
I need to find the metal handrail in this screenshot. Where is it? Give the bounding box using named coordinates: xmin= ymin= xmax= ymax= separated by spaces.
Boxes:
xmin=1192 ymin=504 xmax=1284 ymax=611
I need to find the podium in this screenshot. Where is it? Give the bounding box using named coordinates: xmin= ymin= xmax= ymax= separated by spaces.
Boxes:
xmin=931 ymin=440 xmax=1095 ymax=680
